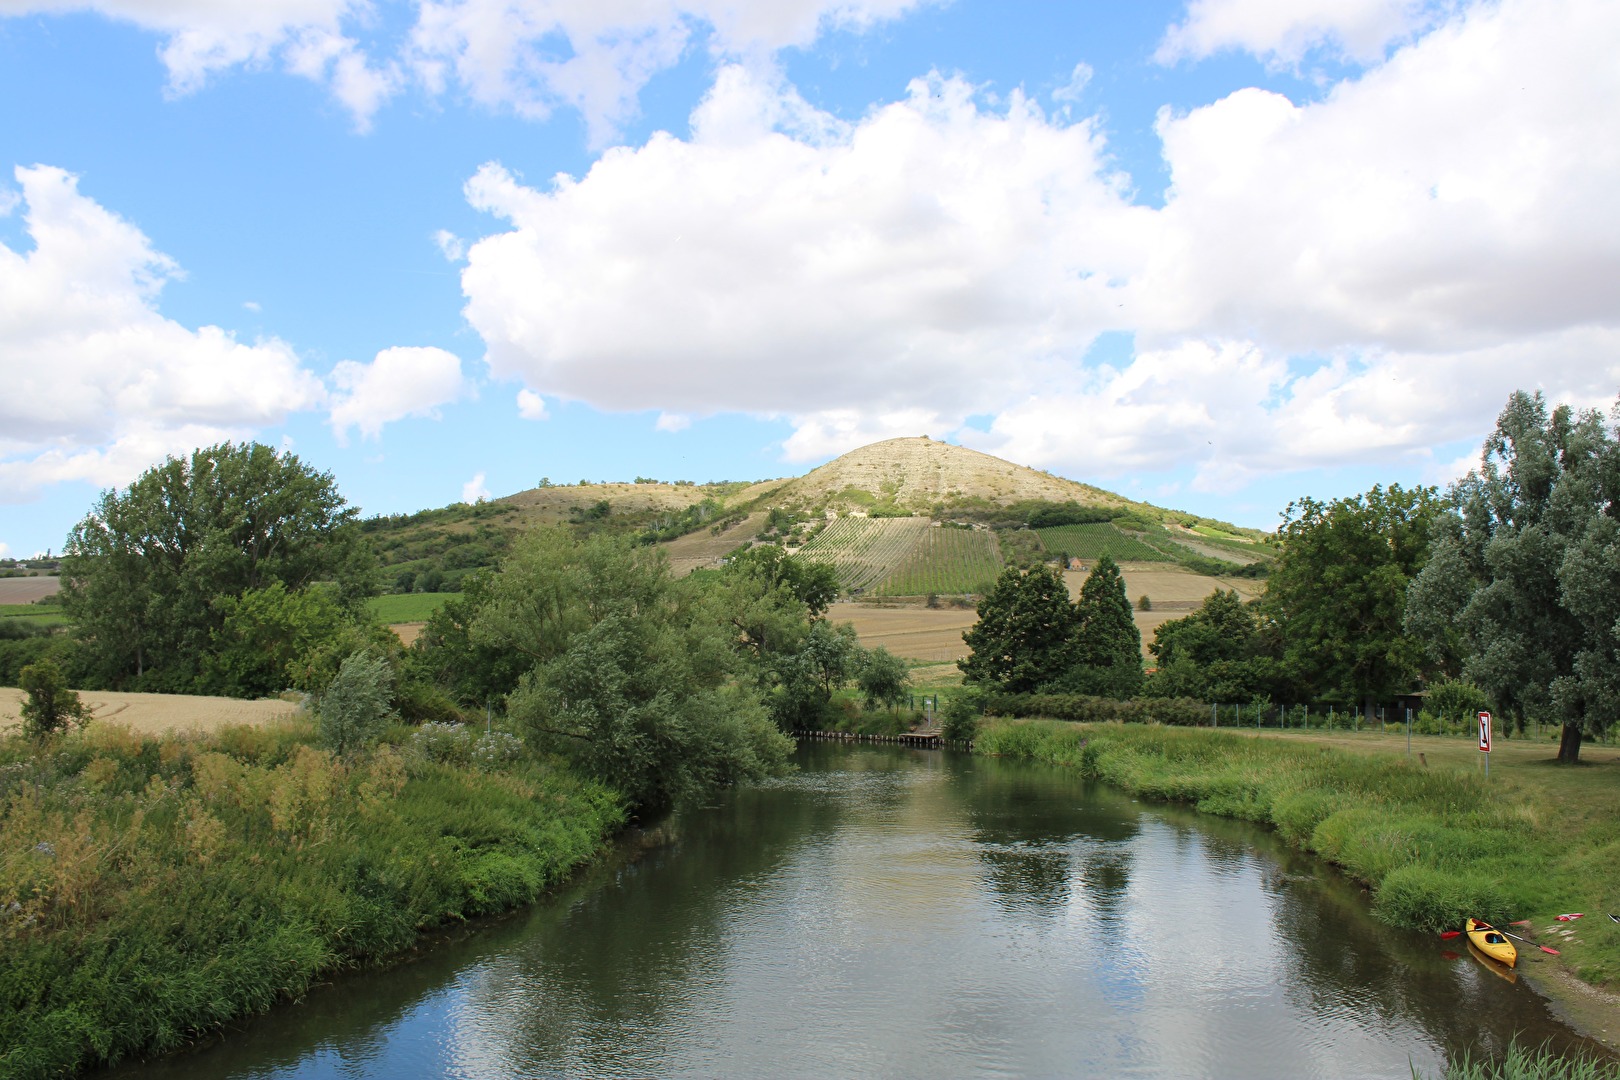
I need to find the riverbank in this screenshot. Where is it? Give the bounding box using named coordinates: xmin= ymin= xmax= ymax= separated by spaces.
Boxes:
xmin=973 ymin=720 xmax=1620 ymax=1050
xmin=0 ymin=716 xmax=625 ymax=1080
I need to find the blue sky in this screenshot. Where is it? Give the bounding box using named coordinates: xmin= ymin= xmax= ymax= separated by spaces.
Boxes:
xmin=3 ymin=0 xmax=1618 ymax=557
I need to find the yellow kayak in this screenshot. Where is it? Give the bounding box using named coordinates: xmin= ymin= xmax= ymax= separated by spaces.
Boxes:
xmin=1467 ymin=919 xmax=1517 ymax=967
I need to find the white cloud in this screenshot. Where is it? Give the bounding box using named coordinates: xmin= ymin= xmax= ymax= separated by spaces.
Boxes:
xmin=243 ymin=299 xmax=261 ymax=311
xmin=0 ymin=542 xmax=10 ymax=558
xmin=1156 ymin=0 xmax=1438 ymax=67
xmin=434 ymin=228 xmax=467 ymax=262
xmin=328 ymin=345 xmax=466 ymax=443
xmin=654 ymin=411 xmax=690 ymax=433
xmin=516 ymin=388 xmax=548 ymax=420
xmin=460 ymin=0 xmax=1620 ymax=482
xmin=464 ymin=64 xmax=1135 ymax=424
xmin=461 ymin=471 xmax=490 ymax=502
xmin=0 ymin=0 xmax=932 ymax=136
xmin=0 ymin=164 xmax=325 ymax=501
xmin=1052 ymin=61 xmax=1092 ymax=103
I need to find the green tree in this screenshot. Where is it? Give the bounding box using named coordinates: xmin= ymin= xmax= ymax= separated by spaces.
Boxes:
xmin=1059 ymin=554 xmax=1143 ymax=698
xmin=18 ymin=659 xmax=91 ymax=738
xmin=202 ymin=582 xmax=384 ymax=697
xmin=476 ymin=529 xmax=792 ymax=811
xmin=724 ymin=544 xmax=840 ymax=616
xmin=856 ymin=646 xmax=911 ymax=710
xmin=61 ymin=442 xmax=379 ymax=693
xmin=959 ymin=564 xmax=1077 ymax=692
xmin=411 ymin=571 xmax=534 ymax=710
xmin=317 ymin=650 xmax=396 ymax=756
xmin=1265 ymin=484 xmax=1440 ymax=716
xmin=1406 ymin=391 xmax=1620 ymax=763
xmin=769 ymin=620 xmax=861 ymax=730
xmin=1146 ymin=590 xmax=1284 ymax=703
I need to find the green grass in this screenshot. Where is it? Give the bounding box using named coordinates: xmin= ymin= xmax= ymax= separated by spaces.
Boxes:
xmin=0 ymin=716 xmax=623 ymax=1079
xmin=1415 ymin=1042 xmax=1620 ymax=1079
xmin=0 ymin=606 xmax=69 ymax=628
xmin=366 ymin=592 xmax=461 ymax=623
xmin=1036 ymin=524 xmax=1173 ymax=562
xmin=973 ymin=720 xmax=1620 ymax=989
xmin=871 ymin=527 xmax=1004 ymax=596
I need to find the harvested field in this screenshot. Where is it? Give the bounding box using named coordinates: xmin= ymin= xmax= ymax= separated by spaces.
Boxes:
xmin=663 ymin=511 xmax=769 ymax=576
xmin=0 ymin=687 xmax=298 ymax=735
xmin=390 ymin=622 xmax=426 ymax=646
xmin=0 ymin=576 xmax=61 ymax=604
xmin=827 ymin=601 xmax=977 ymax=663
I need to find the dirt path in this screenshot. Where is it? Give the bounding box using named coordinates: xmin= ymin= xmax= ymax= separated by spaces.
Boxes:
xmin=0 ymin=687 xmax=299 ymax=735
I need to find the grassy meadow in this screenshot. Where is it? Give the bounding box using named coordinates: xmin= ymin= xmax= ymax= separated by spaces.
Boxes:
xmin=0 ymin=716 xmax=623 ymax=1079
xmin=974 ymin=720 xmax=1620 ymax=988
xmin=365 ymin=592 xmax=461 ymax=624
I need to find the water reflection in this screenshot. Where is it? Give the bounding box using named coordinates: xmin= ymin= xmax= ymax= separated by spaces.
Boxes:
xmin=103 ymin=743 xmax=1614 ymax=1080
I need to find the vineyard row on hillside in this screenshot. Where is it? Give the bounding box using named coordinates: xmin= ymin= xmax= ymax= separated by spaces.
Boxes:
xmin=870 ymin=527 xmax=1005 ymax=596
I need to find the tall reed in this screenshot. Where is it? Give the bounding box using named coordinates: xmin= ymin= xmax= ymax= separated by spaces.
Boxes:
xmin=0 ymin=717 xmax=623 ymax=1079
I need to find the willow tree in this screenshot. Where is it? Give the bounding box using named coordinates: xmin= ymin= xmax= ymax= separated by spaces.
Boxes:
xmin=1406 ymin=391 xmax=1620 ymax=763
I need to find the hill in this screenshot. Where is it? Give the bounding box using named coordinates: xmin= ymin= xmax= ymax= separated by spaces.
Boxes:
xmin=765 ymin=436 xmax=1129 ymax=514
xmin=357 ymin=437 xmax=1270 ymax=594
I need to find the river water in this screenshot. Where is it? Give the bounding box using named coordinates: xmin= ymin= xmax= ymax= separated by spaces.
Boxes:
xmin=110 ymin=743 xmax=1611 ymax=1079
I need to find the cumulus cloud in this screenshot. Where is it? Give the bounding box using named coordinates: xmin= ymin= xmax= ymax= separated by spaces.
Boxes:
xmin=0 ymin=165 xmax=324 ymax=501
xmin=457 ymin=0 xmax=1620 ymax=484
xmin=461 ymin=471 xmax=490 ymax=502
xmin=1 ymin=0 xmax=931 ymax=135
xmin=1156 ymin=0 xmax=1438 ymax=67
xmin=328 ymin=345 xmax=466 ymax=443
xmin=464 ymin=65 xmax=1136 ymax=419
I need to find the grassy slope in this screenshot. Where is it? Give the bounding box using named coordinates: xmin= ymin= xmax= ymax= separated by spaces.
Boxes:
xmin=975 ymin=721 xmax=1620 ymax=990
xmin=0 ymin=717 xmax=623 ymax=1079
xmin=366 ymin=592 xmax=461 ymax=623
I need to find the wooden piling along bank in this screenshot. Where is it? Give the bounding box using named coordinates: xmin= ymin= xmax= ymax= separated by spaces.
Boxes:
xmin=794 ymin=730 xmax=972 ymax=750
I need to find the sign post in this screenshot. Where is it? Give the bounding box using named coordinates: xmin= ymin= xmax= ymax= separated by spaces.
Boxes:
xmin=1478 ymin=710 xmax=1492 ymax=778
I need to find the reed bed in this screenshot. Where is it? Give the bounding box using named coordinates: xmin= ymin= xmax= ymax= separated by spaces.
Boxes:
xmin=0 ymin=716 xmax=623 ymax=1079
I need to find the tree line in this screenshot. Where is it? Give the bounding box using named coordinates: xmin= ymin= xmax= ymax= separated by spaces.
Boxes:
xmin=956 ymin=391 xmax=1618 ymax=764
xmin=7 ymin=443 xmax=919 ymax=812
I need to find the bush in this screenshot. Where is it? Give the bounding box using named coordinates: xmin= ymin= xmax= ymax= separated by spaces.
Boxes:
xmin=412 ymin=720 xmax=472 ymax=764
xmin=471 ymin=731 xmax=524 ymax=769
xmin=941 ymin=689 xmax=982 ymax=744
xmin=317 ymin=651 xmax=396 ymax=756
xmin=17 ymin=659 xmax=91 ymax=738
xmin=981 ymin=692 xmax=1208 ymax=726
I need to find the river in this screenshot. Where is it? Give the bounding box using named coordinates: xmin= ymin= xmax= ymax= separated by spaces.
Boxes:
xmin=107 ymin=743 xmax=1612 ymax=1078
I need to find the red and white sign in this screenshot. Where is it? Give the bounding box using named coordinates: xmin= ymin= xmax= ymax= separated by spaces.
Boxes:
xmin=1478 ymin=711 xmax=1492 ymax=753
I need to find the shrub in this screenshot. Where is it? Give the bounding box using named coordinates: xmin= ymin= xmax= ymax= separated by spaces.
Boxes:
xmin=317 ymin=651 xmax=396 ymax=756
xmin=941 ymin=690 xmax=982 ymax=744
xmin=18 ymin=659 xmax=91 ymax=738
xmin=471 ymin=731 xmax=524 ymax=769
xmin=412 ymin=720 xmax=472 ymax=764
xmin=981 ymin=692 xmax=1208 ymax=726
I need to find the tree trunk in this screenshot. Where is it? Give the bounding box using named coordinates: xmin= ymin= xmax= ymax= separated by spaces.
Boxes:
xmin=1557 ymin=722 xmax=1583 ymax=764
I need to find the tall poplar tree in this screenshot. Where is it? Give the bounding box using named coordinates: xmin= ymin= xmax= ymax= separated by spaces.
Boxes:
xmin=1406 ymin=391 xmax=1620 ymax=763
